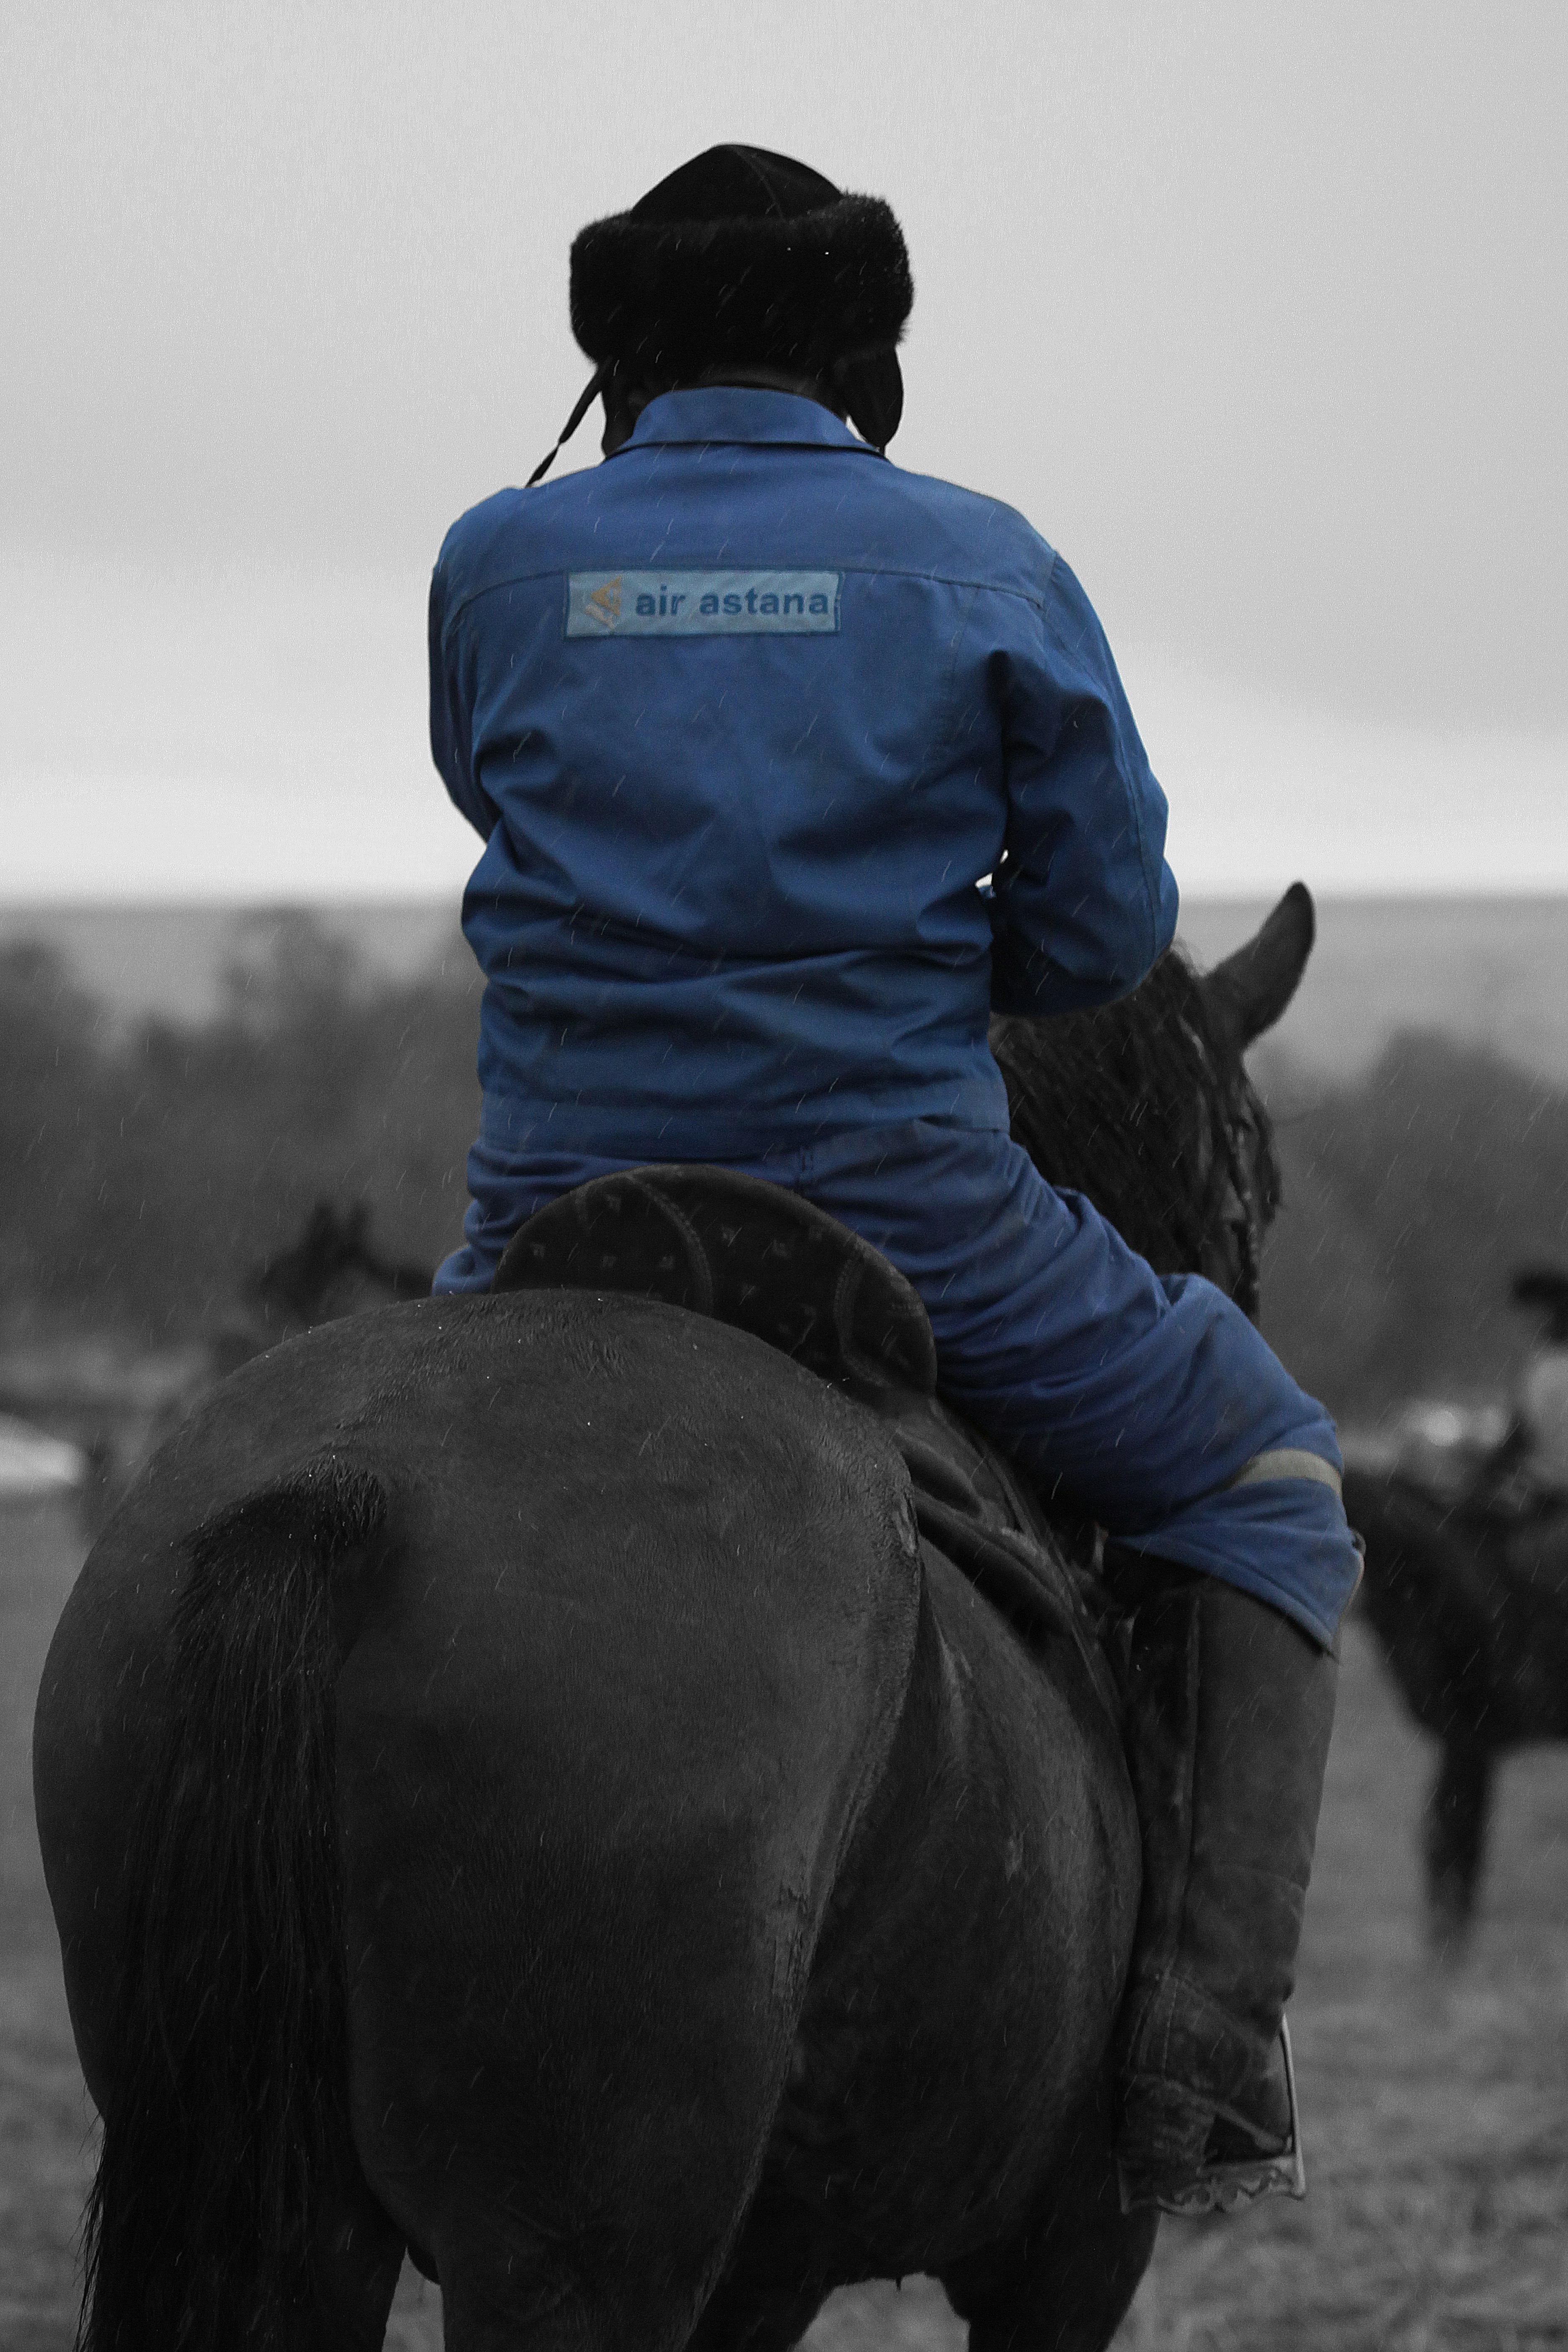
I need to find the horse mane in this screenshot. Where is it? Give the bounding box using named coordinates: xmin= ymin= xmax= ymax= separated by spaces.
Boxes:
xmin=990 ymin=946 xmax=1281 ymax=1279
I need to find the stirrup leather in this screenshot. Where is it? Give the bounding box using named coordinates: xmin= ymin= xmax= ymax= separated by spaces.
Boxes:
xmin=1116 ymin=2018 xmax=1308 ymax=2218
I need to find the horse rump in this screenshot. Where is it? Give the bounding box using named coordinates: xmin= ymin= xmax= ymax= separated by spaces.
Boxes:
xmin=39 ymin=1291 xmax=931 ymax=2349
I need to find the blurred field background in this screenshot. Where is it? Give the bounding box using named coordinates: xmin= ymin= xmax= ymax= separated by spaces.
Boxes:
xmin=2 ymin=893 xmax=1567 ymax=2347
xmin=5 ymin=894 xmax=1568 ymax=1424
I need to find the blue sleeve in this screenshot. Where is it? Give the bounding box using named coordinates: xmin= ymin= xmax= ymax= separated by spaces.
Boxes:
xmin=428 ymin=554 xmax=500 ymax=841
xmin=988 ymin=554 xmax=1179 ymax=1017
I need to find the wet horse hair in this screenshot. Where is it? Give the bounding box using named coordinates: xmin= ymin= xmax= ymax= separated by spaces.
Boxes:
xmin=991 ymin=946 xmax=1282 ymax=1293
xmin=77 ymin=1465 xmax=385 ymax=2351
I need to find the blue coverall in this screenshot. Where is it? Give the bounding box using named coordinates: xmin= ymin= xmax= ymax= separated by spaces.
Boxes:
xmin=428 ymin=389 xmax=1358 ymax=1646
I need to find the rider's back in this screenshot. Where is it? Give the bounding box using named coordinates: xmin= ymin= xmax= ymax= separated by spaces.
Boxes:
xmin=430 ymin=386 xmax=1174 ymax=1156
xmin=424 ymin=145 xmax=1359 ymax=2222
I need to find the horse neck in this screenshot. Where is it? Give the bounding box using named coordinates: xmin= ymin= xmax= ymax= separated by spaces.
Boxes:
xmin=992 ymin=983 xmax=1265 ymax=1302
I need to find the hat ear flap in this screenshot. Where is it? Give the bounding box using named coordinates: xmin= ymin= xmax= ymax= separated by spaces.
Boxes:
xmin=836 ymin=348 xmax=904 ymax=451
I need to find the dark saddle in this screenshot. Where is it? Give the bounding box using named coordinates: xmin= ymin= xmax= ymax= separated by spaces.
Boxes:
xmin=494 ymin=1166 xmax=1117 ymax=1704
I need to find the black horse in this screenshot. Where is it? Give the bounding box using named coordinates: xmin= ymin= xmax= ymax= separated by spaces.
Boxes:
xmin=1341 ymin=1456 xmax=1568 ymax=1941
xmin=34 ymin=888 xmax=1314 ymax=2352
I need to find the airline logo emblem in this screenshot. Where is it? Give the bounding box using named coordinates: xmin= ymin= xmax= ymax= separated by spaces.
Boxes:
xmin=580 ymin=575 xmax=622 ymax=630
xmin=566 ymin=570 xmax=841 ymax=637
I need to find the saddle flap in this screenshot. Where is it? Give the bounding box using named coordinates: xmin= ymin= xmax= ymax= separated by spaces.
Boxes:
xmin=493 ymin=1164 xmax=939 ymax=1398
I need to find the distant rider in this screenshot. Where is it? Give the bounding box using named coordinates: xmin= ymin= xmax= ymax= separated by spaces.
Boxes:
xmin=426 ymin=145 xmax=1362 ymax=2214
xmin=1474 ymin=1266 xmax=1568 ymax=1507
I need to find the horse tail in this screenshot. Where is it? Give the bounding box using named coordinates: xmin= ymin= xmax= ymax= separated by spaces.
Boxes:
xmin=78 ymin=1459 xmax=388 ymax=2352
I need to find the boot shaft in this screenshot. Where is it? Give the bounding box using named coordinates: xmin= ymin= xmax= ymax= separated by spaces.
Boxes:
xmin=1112 ymin=1563 xmax=1339 ymax=2201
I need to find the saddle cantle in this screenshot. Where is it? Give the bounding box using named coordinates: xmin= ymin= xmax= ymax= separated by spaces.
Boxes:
xmin=494 ymin=1166 xmax=1119 ymax=1709
xmin=495 ymin=1164 xmax=938 ymax=1397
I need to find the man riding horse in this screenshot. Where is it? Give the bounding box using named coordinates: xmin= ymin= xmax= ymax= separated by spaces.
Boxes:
xmin=426 ymin=144 xmax=1361 ymax=2214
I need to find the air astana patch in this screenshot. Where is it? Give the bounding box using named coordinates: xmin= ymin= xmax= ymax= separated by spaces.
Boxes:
xmin=565 ymin=570 xmax=841 ymax=637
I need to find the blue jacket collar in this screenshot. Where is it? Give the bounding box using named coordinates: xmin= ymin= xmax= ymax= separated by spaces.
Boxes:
xmin=621 ymin=387 xmax=878 ymax=454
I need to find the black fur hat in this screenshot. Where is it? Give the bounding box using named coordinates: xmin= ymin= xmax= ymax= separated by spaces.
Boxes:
xmin=568 ymin=145 xmax=913 ymax=452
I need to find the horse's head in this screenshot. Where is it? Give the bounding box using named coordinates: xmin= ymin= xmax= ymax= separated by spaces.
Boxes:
xmin=990 ymin=882 xmax=1315 ymax=1320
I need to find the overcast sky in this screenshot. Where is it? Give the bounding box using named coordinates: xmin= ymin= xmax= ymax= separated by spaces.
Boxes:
xmin=3 ymin=0 xmax=1564 ymax=899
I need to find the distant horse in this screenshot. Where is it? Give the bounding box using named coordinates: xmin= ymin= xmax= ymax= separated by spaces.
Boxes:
xmin=1341 ymin=1461 xmax=1568 ymax=1940
xmin=35 ymin=888 xmax=1314 ymax=2352
xmin=80 ymin=1202 xmax=435 ymax=1540
xmin=244 ymin=1198 xmax=434 ymax=1332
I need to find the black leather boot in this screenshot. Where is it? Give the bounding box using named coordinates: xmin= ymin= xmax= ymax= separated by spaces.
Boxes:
xmin=1109 ymin=1562 xmax=1338 ymax=2216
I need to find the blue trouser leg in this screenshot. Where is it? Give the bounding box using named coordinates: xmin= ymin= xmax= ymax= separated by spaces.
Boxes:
xmin=434 ymin=1120 xmax=1359 ymax=1647
xmin=797 ymin=1123 xmax=1357 ymax=1648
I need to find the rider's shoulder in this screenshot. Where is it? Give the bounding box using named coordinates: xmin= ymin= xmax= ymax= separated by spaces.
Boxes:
xmin=434 ymin=482 xmax=558 ymax=602
xmin=869 ymin=456 xmax=1063 ymax=609
xmin=433 ymin=467 xmax=620 ymax=616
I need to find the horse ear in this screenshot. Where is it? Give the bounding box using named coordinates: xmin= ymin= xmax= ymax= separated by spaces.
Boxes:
xmin=1202 ymin=881 xmax=1315 ymax=1048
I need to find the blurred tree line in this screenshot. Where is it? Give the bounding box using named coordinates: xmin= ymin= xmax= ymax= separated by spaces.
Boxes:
xmin=0 ymin=916 xmax=480 ymax=1346
xmin=2 ymin=913 xmax=1564 ymax=1422
xmin=1259 ymin=1036 xmax=1568 ymax=1422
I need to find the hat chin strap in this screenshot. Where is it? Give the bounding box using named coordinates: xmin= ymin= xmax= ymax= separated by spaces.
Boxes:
xmin=526 ymin=361 xmax=614 ymax=486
